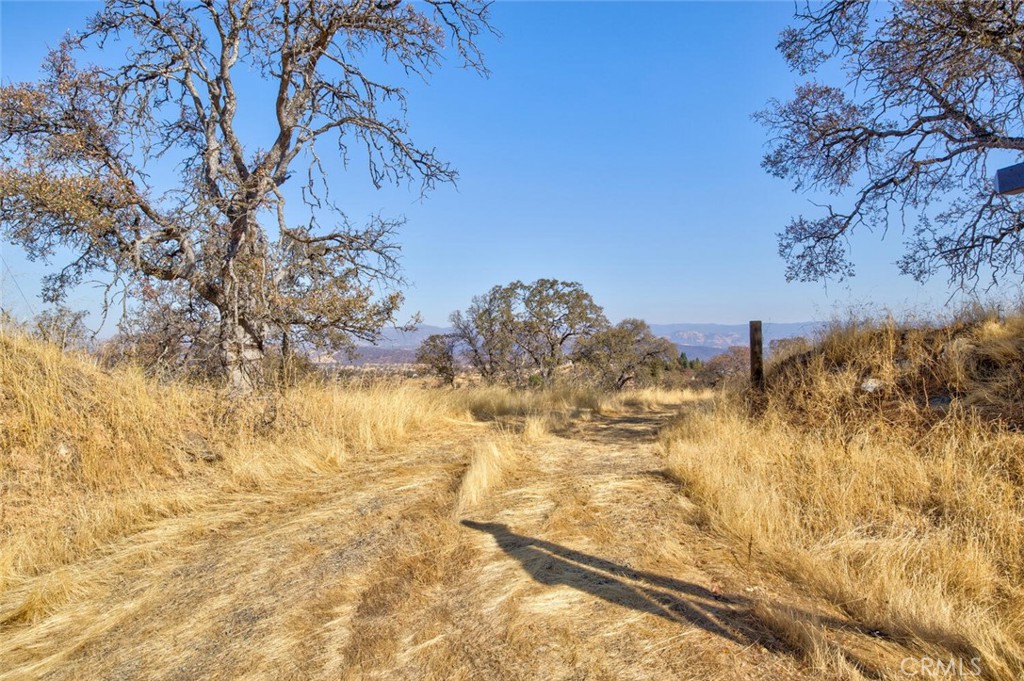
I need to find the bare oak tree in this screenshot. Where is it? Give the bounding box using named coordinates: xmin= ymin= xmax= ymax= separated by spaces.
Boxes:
xmin=415 ymin=332 xmax=458 ymax=387
xmin=0 ymin=0 xmax=491 ymax=391
xmin=697 ymin=346 xmax=749 ymax=387
xmin=450 ymin=281 xmax=529 ymax=385
xmin=758 ymin=0 xmax=1024 ymax=289
xmin=33 ymin=305 xmax=90 ymax=351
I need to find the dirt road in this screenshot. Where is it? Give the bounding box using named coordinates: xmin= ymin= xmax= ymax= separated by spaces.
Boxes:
xmin=0 ymin=407 xmax=832 ymax=680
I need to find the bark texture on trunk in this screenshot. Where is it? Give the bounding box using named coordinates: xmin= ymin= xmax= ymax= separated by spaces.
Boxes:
xmin=223 ymin=320 xmax=264 ymax=394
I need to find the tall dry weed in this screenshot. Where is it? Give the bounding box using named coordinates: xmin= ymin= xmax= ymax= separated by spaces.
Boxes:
xmin=661 ymin=315 xmax=1024 ymax=679
xmin=0 ymin=330 xmax=463 ymax=600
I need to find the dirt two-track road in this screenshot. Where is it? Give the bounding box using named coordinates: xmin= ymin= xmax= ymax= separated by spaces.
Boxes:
xmin=1 ymin=405 xmax=878 ymax=681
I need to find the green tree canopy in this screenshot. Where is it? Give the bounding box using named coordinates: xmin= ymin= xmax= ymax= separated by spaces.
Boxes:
xmin=448 ymin=279 xmax=608 ymax=386
xmin=572 ymin=319 xmax=676 ymax=390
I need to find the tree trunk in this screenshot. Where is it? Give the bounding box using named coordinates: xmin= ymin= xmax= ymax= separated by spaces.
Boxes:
xmin=615 ymin=371 xmax=634 ymax=391
xmin=223 ymin=318 xmax=265 ymax=394
xmin=280 ymin=330 xmax=291 ymax=387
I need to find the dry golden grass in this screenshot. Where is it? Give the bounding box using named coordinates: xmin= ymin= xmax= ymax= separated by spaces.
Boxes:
xmin=451 ymin=383 xmax=603 ymax=419
xmin=766 ymin=310 xmax=1024 ymax=429
xmin=8 ymin=323 xmax=1023 ymax=680
xmin=0 ymin=330 xmax=464 ymax=609
xmin=752 ymin=602 xmax=867 ymax=681
xmin=451 ymin=384 xmax=704 ymax=421
xmin=7 ymin=339 xmax=789 ymax=681
xmin=596 ymin=386 xmax=709 ymax=415
xmin=661 ymin=314 xmax=1024 ymax=680
xmin=454 ymin=434 xmax=520 ymax=515
xmin=2 ymin=337 xmax=774 ymax=681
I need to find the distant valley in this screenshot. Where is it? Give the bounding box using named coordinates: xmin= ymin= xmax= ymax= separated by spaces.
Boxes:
xmin=345 ymin=321 xmax=821 ymax=365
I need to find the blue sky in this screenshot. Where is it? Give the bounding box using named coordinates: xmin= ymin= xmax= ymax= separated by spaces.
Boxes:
xmin=2 ymin=1 xmax=1020 ymax=332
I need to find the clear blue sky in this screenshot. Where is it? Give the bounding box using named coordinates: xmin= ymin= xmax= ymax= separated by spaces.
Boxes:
xmin=1 ymin=1 xmax=1018 ymax=332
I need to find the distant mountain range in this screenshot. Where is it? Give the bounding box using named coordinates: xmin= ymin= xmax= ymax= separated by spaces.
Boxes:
xmin=356 ymin=325 xmax=451 ymax=349
xmin=647 ymin=322 xmax=821 ymax=350
xmin=345 ymin=321 xmax=820 ymax=366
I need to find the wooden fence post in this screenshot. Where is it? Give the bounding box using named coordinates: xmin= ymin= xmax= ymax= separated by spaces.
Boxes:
xmin=749 ymin=320 xmax=765 ymax=392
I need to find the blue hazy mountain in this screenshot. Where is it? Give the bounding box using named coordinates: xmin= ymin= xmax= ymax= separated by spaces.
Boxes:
xmin=646 ymin=322 xmax=820 ymax=350
xmin=349 ymin=321 xmax=820 ymax=365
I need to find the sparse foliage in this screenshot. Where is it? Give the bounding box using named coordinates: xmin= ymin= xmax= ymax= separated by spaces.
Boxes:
xmin=33 ymin=305 xmax=89 ymax=350
xmin=97 ymin=281 xmax=223 ymax=379
xmin=450 ymin=282 xmax=528 ymax=385
xmin=698 ymin=346 xmax=749 ymax=387
xmin=0 ymin=0 xmax=492 ymax=391
xmin=415 ymin=333 xmax=458 ymax=387
xmin=759 ymin=0 xmax=1024 ymax=288
xmin=768 ymin=336 xmax=810 ymax=362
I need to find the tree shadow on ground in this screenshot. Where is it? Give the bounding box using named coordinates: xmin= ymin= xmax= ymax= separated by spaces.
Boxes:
xmin=574 ymin=413 xmax=668 ymax=446
xmin=574 ymin=396 xmax=717 ymax=447
xmin=462 ymin=519 xmax=757 ymax=643
xmin=461 ymin=520 xmax=891 ymax=677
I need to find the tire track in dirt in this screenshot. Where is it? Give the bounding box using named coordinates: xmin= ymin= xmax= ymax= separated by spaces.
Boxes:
xmin=2 ymin=408 xmax=831 ymax=680
xmin=433 ymin=408 xmax=818 ymax=681
xmin=0 ymin=441 xmax=470 ymax=680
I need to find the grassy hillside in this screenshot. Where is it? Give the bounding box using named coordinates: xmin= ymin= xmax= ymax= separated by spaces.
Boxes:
xmin=2 ymin=324 xmax=1022 ymax=680
xmin=661 ymin=313 xmax=1024 ymax=679
xmin=0 ymin=330 xmax=463 ymax=613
